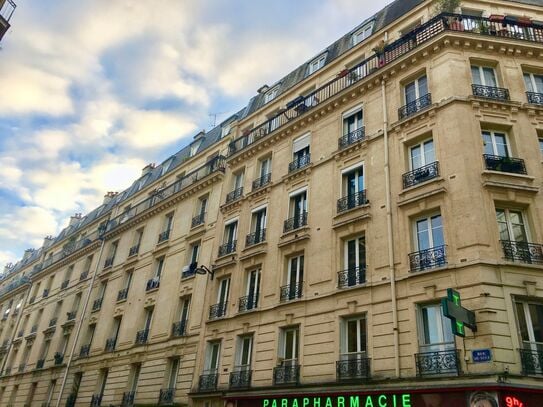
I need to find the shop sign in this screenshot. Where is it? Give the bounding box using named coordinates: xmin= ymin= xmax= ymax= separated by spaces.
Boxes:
xmin=262 ymin=394 xmax=412 ymax=407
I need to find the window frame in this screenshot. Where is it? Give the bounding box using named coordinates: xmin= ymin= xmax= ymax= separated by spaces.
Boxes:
xmin=351 ymin=23 xmax=373 ymax=46
xmin=307 ymin=54 xmax=327 ymax=75
xmin=413 ymin=213 xmax=444 ymax=252
xmin=482 ymin=130 xmax=510 ymax=157
xmin=471 ymin=65 xmax=499 ymax=87
xmin=417 ymin=303 xmax=455 ymax=352
xmin=495 ymin=208 xmax=531 ymax=243
xmin=404 ymin=74 xmax=428 ymax=104
xmin=340 ymin=315 xmax=367 ymax=359
xmin=409 ymin=138 xmax=435 ymax=170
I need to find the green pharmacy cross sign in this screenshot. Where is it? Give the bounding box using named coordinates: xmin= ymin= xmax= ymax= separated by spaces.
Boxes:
xmin=441 ymin=288 xmax=477 ymax=337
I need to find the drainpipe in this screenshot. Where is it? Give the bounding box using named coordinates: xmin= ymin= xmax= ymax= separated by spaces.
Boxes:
xmin=382 ymin=79 xmax=400 ymax=378
xmin=55 ymin=236 xmax=107 ymax=407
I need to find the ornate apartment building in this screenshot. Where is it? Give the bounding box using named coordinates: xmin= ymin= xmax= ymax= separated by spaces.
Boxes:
xmin=1 ymin=0 xmax=543 ymax=406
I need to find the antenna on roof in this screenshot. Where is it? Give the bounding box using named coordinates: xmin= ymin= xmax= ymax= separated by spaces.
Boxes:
xmin=208 ymin=112 xmax=226 ymax=128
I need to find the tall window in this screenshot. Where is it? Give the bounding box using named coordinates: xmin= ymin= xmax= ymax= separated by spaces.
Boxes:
xmin=233 ymin=170 xmax=244 ymax=192
xmin=415 ymin=214 xmax=444 ymax=251
xmin=153 ymin=257 xmax=165 ymax=281
xmin=179 ymin=297 xmax=191 ymax=324
xmin=404 ymin=75 xmax=428 ymax=104
xmin=126 ymin=364 xmax=141 ymax=400
xmin=516 ymin=300 xmax=543 ymax=359
xmin=259 ymin=157 xmax=272 ymax=179
xmin=418 ymin=303 xmax=455 ymax=352
xmin=210 ymin=278 xmax=230 ymax=319
xmin=524 ymin=72 xmax=543 ymax=94
xmin=341 ymin=236 xmax=366 ymax=287
xmin=249 ymin=207 xmax=267 ymax=245
xmin=166 ymin=358 xmax=180 ymax=390
xmin=189 ymin=242 xmax=200 ymax=266
xmin=340 ymin=316 xmax=367 ymax=360
xmin=471 ymin=65 xmax=498 ymax=87
xmin=307 ymin=54 xmax=326 ymax=75
xmin=241 ymin=269 xmax=260 ymax=312
xmin=343 ymin=108 xmax=363 ymax=138
xmin=162 ymin=213 xmax=174 ymax=236
xmin=205 ymin=342 xmax=221 ymax=373
xmin=280 ymin=327 xmax=299 ymax=365
xmin=291 ymin=134 xmax=311 ymax=170
xmin=283 ymin=255 xmax=303 ymax=301
xmin=142 ymin=307 xmax=154 ymax=334
xmin=198 ymin=196 xmax=207 ymax=217
xmin=496 ymin=209 xmax=528 ymax=243
xmin=223 ymin=220 xmax=237 ymax=246
xmin=96 ymin=369 xmax=108 ymax=402
xmin=235 ymin=336 xmax=253 ymax=371
xmin=410 ymin=139 xmax=435 ymax=170
xmin=287 ymin=189 xmax=308 ymax=231
xmin=483 ymin=130 xmax=509 ymax=157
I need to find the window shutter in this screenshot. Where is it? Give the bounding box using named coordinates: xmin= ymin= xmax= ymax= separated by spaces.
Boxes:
xmin=292 ymin=134 xmax=311 ymax=153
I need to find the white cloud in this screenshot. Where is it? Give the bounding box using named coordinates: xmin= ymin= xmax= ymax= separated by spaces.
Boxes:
xmin=0 ymin=206 xmax=59 ymax=248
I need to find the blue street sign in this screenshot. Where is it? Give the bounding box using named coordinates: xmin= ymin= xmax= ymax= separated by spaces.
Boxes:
xmin=472 ymin=349 xmax=492 ymax=363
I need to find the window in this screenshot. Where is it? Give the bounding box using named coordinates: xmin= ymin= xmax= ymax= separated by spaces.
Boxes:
xmin=221 ymin=123 xmax=231 ymax=138
xmin=127 ymin=364 xmax=141 ymax=398
xmin=111 ymin=316 xmax=122 ymax=344
xmin=496 ymin=208 xmax=529 ymax=243
xmin=482 ymin=130 xmax=509 ymax=157
xmin=189 ymin=242 xmax=200 ymax=266
xmin=515 ymin=299 xmax=543 ymax=356
xmin=539 ymin=138 xmax=543 ymax=156
xmin=69 ymin=373 xmax=83 ymax=405
xmin=418 ymin=303 xmax=455 ymax=352
xmin=190 ymin=140 xmax=202 ymax=157
xmin=342 ymin=164 xmax=364 ymax=201
xmin=179 ymin=297 xmax=191 ymax=324
xmin=282 ymin=255 xmax=304 ymax=301
xmin=235 ymin=335 xmax=253 ymax=371
xmin=292 ymin=133 xmax=310 ymax=166
xmin=240 ymin=269 xmax=260 ymax=312
xmin=410 ymin=139 xmax=435 ymax=169
xmin=233 ymin=170 xmax=244 ymax=191
xmin=279 ymin=327 xmax=299 ymax=365
xmin=340 ymin=316 xmax=367 ymax=360
xmin=217 ymin=278 xmax=230 ymax=309
xmin=166 ymin=358 xmax=180 ymax=390
xmin=351 ymin=23 xmax=373 ymax=46
xmin=259 ymin=156 xmax=272 ymax=179
xmin=523 ymin=72 xmax=543 ymax=94
xmin=471 ymin=65 xmax=498 ymax=87
xmin=96 ymin=369 xmax=108 ymax=402
xmin=264 ymin=86 xmax=279 ymax=104
xmin=142 ymin=307 xmax=154 ymax=335
xmin=154 ymin=257 xmax=165 ymax=280
xmin=161 ymin=157 xmax=173 ymax=176
xmin=248 ymin=207 xmax=267 ymax=245
xmin=285 ymin=189 xmax=308 ymax=232
xmin=343 ymin=108 xmax=363 ymax=138
xmin=340 ymin=236 xmax=366 ymax=287
xmin=86 ymin=323 xmax=96 ymax=348
xmin=198 ymin=196 xmax=208 ymax=217
xmin=404 ymin=75 xmax=428 ymax=104
xmin=307 ymin=54 xmax=326 ymax=75
xmin=205 ymin=341 xmax=221 ymax=373
xmin=164 ymin=213 xmax=174 ymax=233
xmin=410 ymin=214 xmax=446 ymax=271
xmin=223 ymin=220 xmax=238 ymax=246
xmin=131 ymin=228 xmax=144 ymax=253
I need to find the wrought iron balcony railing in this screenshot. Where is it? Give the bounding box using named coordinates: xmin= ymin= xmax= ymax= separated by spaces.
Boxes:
xmin=146 ymin=277 xmax=160 ymax=291
xmin=230 ymin=368 xmax=252 ymax=389
xmin=337 ymin=266 xmax=366 ymax=288
xmin=409 ymin=245 xmax=447 ymax=272
xmin=36 ymin=359 xmax=45 ymax=369
xmin=79 ymin=344 xmax=90 ymax=358
xmin=158 ymin=229 xmax=171 ymax=243
xmin=105 ymin=338 xmax=116 ymax=352
xmin=218 ymin=240 xmax=237 ymax=257
xmin=501 ymin=240 xmax=543 ymax=265
xmin=283 ymin=212 xmax=308 ymax=233
xmin=209 ymin=302 xmax=227 ymax=320
xmin=121 ymin=391 xmax=135 ymax=407
xmin=252 ymin=173 xmax=272 ymax=190
xmin=158 ymin=387 xmax=175 ymax=405
xmin=90 ymin=394 xmax=102 ymax=407
xmin=104 ymin=257 xmax=114 ymax=268
xmin=92 ymin=298 xmax=103 ymax=312
xmin=79 ymin=271 xmax=89 ymax=281
xmin=280 ymin=282 xmax=303 ymax=302
xmin=403 ymin=161 xmax=440 ymax=189
xmin=472 ymin=84 xmax=510 ymax=101
xmin=191 ymin=212 xmax=206 ymax=228
xmin=398 ymin=93 xmax=432 ymax=120
xmin=66 ymin=311 xmax=76 ymax=321
xmin=519 ymin=348 xmax=543 ymax=375
xmin=338 ymin=127 xmax=365 ymax=149
xmin=135 ymin=329 xmax=149 ymax=345
xmin=198 ymin=371 xmax=219 ymax=392
xmin=273 ymin=363 xmax=300 ymax=385
xmin=527 ymin=91 xmax=543 ymax=105
xmin=226 ymin=187 xmax=244 ymax=203
xmin=61 ymin=279 xmax=69 ymax=289
xmin=238 ymin=294 xmax=259 ymax=313
xmin=246 ymin=229 xmax=266 ymax=247
xmin=128 ymin=244 xmax=139 ymax=257
xmin=172 ymin=319 xmax=187 ymax=337
xmin=483 ymin=154 xmax=527 ymax=174
xmin=117 ymin=288 xmax=128 ymax=302
xmin=288 ymin=154 xmax=311 ymax=173
xmin=415 ymin=349 xmax=461 ymax=377
xmin=337 ymin=191 xmax=368 ymax=213
xmin=54 ymin=352 xmax=64 ymax=365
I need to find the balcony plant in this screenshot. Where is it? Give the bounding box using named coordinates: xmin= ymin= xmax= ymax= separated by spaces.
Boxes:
xmin=434 ymin=0 xmax=461 ymax=14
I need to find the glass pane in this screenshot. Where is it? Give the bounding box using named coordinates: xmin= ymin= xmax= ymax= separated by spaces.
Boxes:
xmin=529 ymin=304 xmax=543 ymax=343
xmin=405 ymin=82 xmax=417 ymax=104
xmin=417 ymin=76 xmax=428 ymax=96
xmin=534 ymin=75 xmax=543 ymax=94
xmin=471 ymin=66 xmax=482 ymax=85
xmin=347 ymin=320 xmax=357 ymax=353
xmin=524 ymin=73 xmax=534 ymax=92
xmin=416 ymin=219 xmax=430 ymax=250
xmin=483 ymin=67 xmax=497 ymax=87
xmin=359 ymin=318 xmax=367 ymax=352
xmin=423 ymin=140 xmax=435 ymax=164
xmin=482 ymin=132 xmax=493 ymax=155
xmin=210 ymin=344 xmax=219 ymax=370
xmin=358 ymin=238 xmax=366 ymax=268
xmin=422 ymin=306 xmax=440 ymax=344
xmin=430 ymin=215 xmax=444 ymax=247
xmin=241 ymin=338 xmax=251 ymax=365
xmin=410 ymin=145 xmax=422 ymax=169
xmin=347 ymin=240 xmax=356 ymax=270
xmin=516 ymin=303 xmax=530 ymax=342
xmin=347 ymin=172 xmax=356 ymax=196
xmin=494 ymin=133 xmax=508 ymax=157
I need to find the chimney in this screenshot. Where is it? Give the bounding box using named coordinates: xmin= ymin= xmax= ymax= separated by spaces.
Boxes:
xmin=43 ymin=235 xmax=54 ymax=249
xmin=103 ymin=191 xmax=118 ymax=205
xmin=193 ymin=130 xmax=206 ymax=140
xmin=69 ymin=213 xmax=82 ymax=226
xmin=22 ymin=249 xmax=34 ymax=261
xmin=142 ymin=163 xmax=156 ymax=176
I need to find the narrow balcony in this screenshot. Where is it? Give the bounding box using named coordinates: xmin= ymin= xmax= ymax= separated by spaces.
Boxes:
xmin=229 ymin=368 xmax=252 ymax=389
xmin=157 ymin=229 xmax=171 ymax=244
xmin=36 ymin=359 xmax=45 ymax=369
xmin=79 ymin=271 xmax=89 ymax=281
xmin=218 ymin=241 xmax=236 ymax=257
xmin=273 ymin=363 xmax=300 ymax=385
xmin=483 ymin=154 xmax=527 ymax=174
xmin=238 ymin=294 xmax=258 ymax=313
xmin=105 ymin=338 xmax=116 ymax=352
xmin=49 ymin=317 xmax=57 ymax=327
xmin=252 ymin=173 xmax=271 ymax=191
xmin=501 ymin=240 xmax=543 ymax=265
xmin=79 ymin=344 xmax=90 ymax=358
xmin=191 ymin=212 xmax=205 ymax=228
xmin=209 ymin=302 xmax=227 ymax=320
xmin=283 ymin=212 xmax=308 ymax=233
xmin=415 ymin=349 xmax=461 ymax=377
xmin=117 ymin=288 xmax=128 ymax=302
xmin=337 ymin=191 xmax=368 ymax=213
xmin=121 ymin=391 xmax=135 ymax=407
xmin=128 ymin=244 xmax=139 ymax=257
xmin=135 ymin=329 xmax=149 ymax=345
xmin=158 ymin=388 xmax=175 ymax=405
xmin=245 ymin=229 xmax=266 ymax=247
xmin=526 ymin=91 xmax=543 ymax=105
xmin=61 ymin=279 xmax=69 ymax=290
xmin=226 ymin=187 xmax=243 ymax=203
xmin=172 ymin=319 xmax=187 ymax=337
xmin=104 ymin=257 xmax=114 ymax=268
xmin=54 ymin=352 xmax=64 ymax=365
xmin=146 ymin=277 xmax=160 ymax=292
xmin=198 ymin=371 xmax=219 ymax=392
xmin=288 ymin=154 xmax=311 ymax=173
xmin=472 ymin=84 xmax=510 ymax=101
xmin=338 ymin=127 xmax=365 ymax=150
xmin=402 ymin=162 xmax=440 ymax=189
xmin=519 ymin=348 xmax=543 ymax=375
xmin=280 ymin=282 xmax=303 ymax=302
xmin=90 ymin=394 xmax=102 ymax=407
xmin=337 ymin=266 xmax=366 ymax=289
xmin=398 ymin=94 xmax=432 ymax=120
xmin=409 ymin=245 xmax=447 ymax=272
xmin=42 ymin=288 xmax=49 ymax=298
xmin=92 ymin=298 xmax=103 ymax=312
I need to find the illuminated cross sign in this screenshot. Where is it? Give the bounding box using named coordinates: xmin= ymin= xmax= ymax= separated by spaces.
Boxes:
xmin=441 ymin=288 xmax=476 ymax=337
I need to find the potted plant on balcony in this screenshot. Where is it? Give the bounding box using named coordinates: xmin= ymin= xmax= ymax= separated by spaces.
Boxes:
xmin=433 ymin=0 xmax=461 ymax=14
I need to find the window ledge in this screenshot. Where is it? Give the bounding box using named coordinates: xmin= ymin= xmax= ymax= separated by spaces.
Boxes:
xmin=399 ymin=176 xmax=444 ymax=196
xmin=240 ymin=242 xmax=268 ymax=261
xmin=278 ymin=227 xmax=310 ymax=248
xmin=332 ymin=207 xmax=371 ymax=230
xmin=398 ymin=186 xmax=447 ymax=207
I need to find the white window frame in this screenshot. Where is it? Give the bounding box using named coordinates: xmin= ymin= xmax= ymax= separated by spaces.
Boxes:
xmin=190 ymin=140 xmax=202 ymax=157
xmin=235 ymin=335 xmax=253 ymax=370
xmin=307 ymin=54 xmax=326 ymax=75
xmin=340 ymin=316 xmax=367 ymax=360
xmin=341 ymin=163 xmax=364 ymax=196
xmin=288 ymin=188 xmax=308 ymax=217
xmin=280 ymin=327 xmax=299 ymax=364
xmin=286 ymin=255 xmax=304 ymax=286
xmin=482 ymin=130 xmax=510 ymax=157
xmin=524 ymin=72 xmax=543 ymax=94
xmin=351 ymin=23 xmax=373 ymax=46
xmin=217 ymin=277 xmax=230 ymax=305
xmin=161 ymin=157 xmax=173 ymax=176
xmin=343 ymin=236 xmax=366 ymax=271
xmin=264 ymin=86 xmax=279 ymax=104
xmin=496 ymin=208 xmax=530 ymax=243
xmin=471 ymin=65 xmax=498 ymax=87
xmin=246 ymin=269 xmax=261 ymax=299
xmin=413 ymin=213 xmax=444 ymax=251
xmin=404 ymin=75 xmax=428 ymax=104
xmin=515 ymin=299 xmax=543 ymax=355
xmin=221 ymin=123 xmax=231 ymax=138
xmin=205 ymin=341 xmax=221 ymax=372
xmin=259 ymin=156 xmax=272 ymax=178
xmin=223 ymin=220 xmax=238 ymax=244
xmin=409 ymin=138 xmax=435 ymax=170
xmin=417 ymin=303 xmax=455 ymax=352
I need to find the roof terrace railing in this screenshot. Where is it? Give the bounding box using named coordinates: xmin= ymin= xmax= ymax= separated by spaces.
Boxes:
xmin=228 ymin=13 xmax=543 ymax=156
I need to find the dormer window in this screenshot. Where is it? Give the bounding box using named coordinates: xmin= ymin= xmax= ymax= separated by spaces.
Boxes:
xmin=190 ymin=140 xmax=202 ymax=157
xmin=221 ymin=124 xmax=231 ymax=138
xmin=160 ymin=157 xmax=174 ymax=176
xmin=264 ymin=86 xmax=279 ymax=104
xmin=307 ymin=54 xmax=326 ymax=76
xmin=351 ymin=22 xmax=373 ymax=46
xmin=137 ymin=175 xmax=149 ymax=190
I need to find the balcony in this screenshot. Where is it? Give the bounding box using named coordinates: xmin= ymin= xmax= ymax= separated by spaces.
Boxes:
xmin=246 ymin=229 xmax=266 ymax=247
xmin=79 ymin=344 xmax=90 ymax=358
xmin=104 ymin=257 xmax=114 ymax=269
xmin=135 ymin=329 xmax=149 ymax=345
xmin=158 ymin=388 xmax=175 ymax=405
xmin=337 ymin=266 xmax=366 ymax=288
xmin=42 ymin=289 xmax=49 ymax=298
xmin=54 ymin=352 xmax=64 ymax=365
xmin=283 ymin=212 xmax=308 ymax=233
xmin=92 ymin=298 xmax=103 ymax=312
xmin=117 ymin=288 xmax=129 ymax=302
xmin=128 ymin=244 xmax=139 ymax=257
xmin=519 ymin=348 xmax=543 ymax=375
xmin=191 ymin=212 xmax=205 ymax=228
xmin=61 ymin=279 xmax=69 ymax=290
xmin=49 ymin=317 xmax=57 ymax=327
xmin=226 ymin=187 xmax=244 ymax=203
xmin=105 ymin=338 xmax=116 ymax=352
xmin=146 ymin=277 xmax=160 ymax=292
xmin=90 ymin=394 xmax=102 ymax=407
xmin=472 ymin=84 xmax=510 ymax=101
xmin=158 ymin=229 xmax=171 ymax=244
xmin=218 ymin=241 xmax=237 ymax=257
xmin=198 ymin=371 xmax=219 ymax=392
xmin=121 ymin=391 xmax=135 ymax=407
xmin=483 ymin=154 xmax=527 ymax=175
xmin=415 ymin=349 xmax=461 ymax=377
xmin=501 ymin=240 xmax=543 ymax=265
xmin=209 ymin=302 xmax=227 ymax=320
xmin=66 ymin=311 xmax=76 ymax=321
xmin=79 ymin=271 xmax=89 ymax=281
xmin=288 ymin=154 xmax=311 ymax=173
xmin=280 ymin=282 xmax=303 ymax=302
xmin=229 ymin=368 xmax=252 ymax=389
xmin=398 ymin=93 xmax=432 ymax=120
xmin=36 ymin=359 xmax=45 ymax=369
xmin=238 ymin=294 xmax=258 ymax=313
xmin=252 ymin=173 xmax=271 ymax=191
xmin=402 ymin=161 xmax=440 ymax=189
xmin=337 ymin=191 xmax=368 ymax=213
xmin=526 ymin=91 xmax=543 ymax=105
xmin=172 ymin=319 xmax=187 ymax=337
xmin=0 ymin=1 xmax=16 ymax=42
xmin=409 ymin=245 xmax=447 ymax=272
xmin=338 ymin=127 xmax=365 ymax=150
xmin=273 ymin=363 xmax=300 ymax=385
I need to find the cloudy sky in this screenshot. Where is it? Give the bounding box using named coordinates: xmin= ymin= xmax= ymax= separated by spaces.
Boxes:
xmin=0 ymin=0 xmax=390 ymax=266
